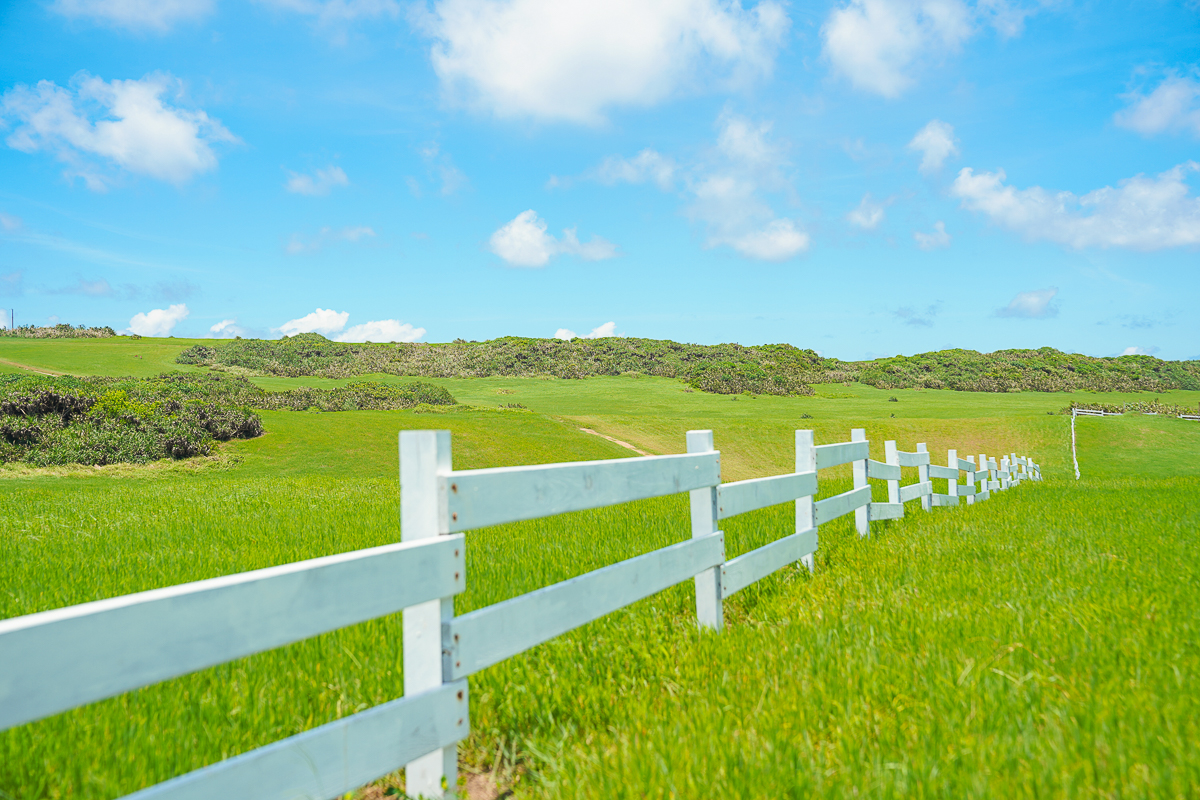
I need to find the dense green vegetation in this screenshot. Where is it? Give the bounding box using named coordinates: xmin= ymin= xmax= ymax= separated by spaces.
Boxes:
xmin=175 ymin=334 xmax=1200 ymax=395
xmin=0 ymin=374 xmax=262 ymax=466
xmin=0 ymin=324 xmax=116 ymax=339
xmin=0 ymin=374 xmax=454 ymax=467
xmin=2 ymin=338 xmax=1198 ymax=799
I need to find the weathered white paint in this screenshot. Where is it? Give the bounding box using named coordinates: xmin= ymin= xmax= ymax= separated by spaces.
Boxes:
xmin=444 ymin=533 xmax=725 ymax=680
xmin=814 ymin=440 xmax=870 ymax=470
xmin=867 ymin=502 xmax=904 ymax=521
xmin=721 ymin=529 xmax=818 ymax=595
xmin=813 ymin=486 xmax=872 ymax=525
xmin=123 ymin=682 xmax=469 ymax=800
xmin=896 ymin=450 xmax=931 ymax=467
xmin=884 ymin=441 xmax=901 ymax=506
xmin=796 ymin=430 xmax=817 ymax=573
xmin=687 ymin=430 xmax=723 ymax=631
xmin=917 ymin=443 xmax=932 ymax=512
xmin=716 ymin=471 xmax=818 ymax=520
xmin=899 ymin=481 xmax=932 ymax=503
xmin=399 ymin=430 xmax=457 ymax=798
xmin=851 ymin=429 xmax=870 ymax=537
xmin=441 ymin=452 xmax=720 ymax=532
xmin=866 ymin=459 xmax=901 ymax=481
xmin=0 ymin=535 xmax=463 ymax=732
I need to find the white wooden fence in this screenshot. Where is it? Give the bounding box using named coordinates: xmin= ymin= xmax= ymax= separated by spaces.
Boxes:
xmin=0 ymin=428 xmax=1040 ymax=800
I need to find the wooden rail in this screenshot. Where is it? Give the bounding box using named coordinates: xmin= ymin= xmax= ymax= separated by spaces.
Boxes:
xmin=0 ymin=426 xmax=1040 ymax=800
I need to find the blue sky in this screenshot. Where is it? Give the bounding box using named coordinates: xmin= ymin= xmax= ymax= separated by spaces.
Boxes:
xmin=0 ymin=0 xmax=1197 ymax=360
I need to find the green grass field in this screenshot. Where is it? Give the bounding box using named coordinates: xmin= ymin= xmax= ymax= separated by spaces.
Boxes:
xmin=1 ymin=339 xmax=1198 ymax=799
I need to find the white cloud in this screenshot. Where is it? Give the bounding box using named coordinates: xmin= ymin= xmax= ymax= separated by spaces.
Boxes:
xmin=0 ymin=72 xmax=237 ymax=189
xmin=995 ymin=287 xmax=1058 ymax=318
xmin=847 ymin=193 xmax=885 ymax=229
xmin=908 ymin=119 xmax=958 ymax=174
xmin=725 ymin=219 xmax=810 ymax=260
xmin=952 ymin=162 xmax=1200 ymax=250
xmin=594 ymin=149 xmax=677 ymax=191
xmin=1120 ymin=345 xmax=1159 ymax=356
xmin=52 ymin=0 xmax=214 ymax=32
xmin=286 ymin=165 xmax=349 ymax=196
xmin=0 ymin=212 xmax=23 ymax=232
xmin=335 ymin=319 xmax=426 ymax=342
xmin=417 ymin=0 xmax=790 ymax=123
xmin=419 ymin=142 xmax=469 ymax=196
xmin=489 ymin=210 xmax=617 ymax=267
xmin=209 ymin=319 xmax=250 ymax=338
xmin=822 ymin=0 xmax=973 ymax=97
xmin=592 ymin=112 xmax=808 ymax=261
xmin=913 ymin=220 xmax=950 ymax=249
xmin=278 ymin=308 xmax=350 ymax=336
xmin=1115 ymin=72 xmax=1200 ymax=138
xmin=554 ymin=321 xmax=619 ymax=340
xmin=286 ymin=225 xmax=376 ymax=254
xmin=127 ymin=303 xmax=189 ymax=337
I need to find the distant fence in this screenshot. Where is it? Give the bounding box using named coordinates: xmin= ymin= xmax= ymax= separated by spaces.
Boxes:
xmin=1070 ymin=405 xmax=1199 ymax=478
xmin=0 ymin=428 xmax=1040 ymax=800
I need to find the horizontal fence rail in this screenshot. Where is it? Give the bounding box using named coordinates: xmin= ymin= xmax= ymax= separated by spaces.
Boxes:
xmin=0 ymin=425 xmax=1039 ymax=800
xmin=0 ymin=536 xmax=465 ymax=732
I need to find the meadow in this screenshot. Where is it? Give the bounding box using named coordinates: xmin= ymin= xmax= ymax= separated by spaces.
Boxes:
xmin=1 ymin=338 xmax=1197 ymax=799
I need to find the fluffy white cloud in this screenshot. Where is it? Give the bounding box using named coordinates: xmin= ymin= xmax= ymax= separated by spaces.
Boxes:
xmin=209 ymin=319 xmax=250 ymax=338
xmin=847 ymin=193 xmax=885 ymax=229
xmin=275 ymin=308 xmax=425 ymax=341
xmin=554 ymin=321 xmax=618 ymax=340
xmin=1115 ymin=73 xmax=1200 ymax=138
xmin=286 ymin=225 xmax=375 ymax=254
xmin=913 ymin=220 xmax=950 ymax=249
xmin=995 ymin=287 xmax=1058 ymax=318
xmin=285 ymin=165 xmax=349 ymax=196
xmin=594 ymin=149 xmax=677 ymax=190
xmin=952 ymin=162 xmax=1200 ymax=249
xmin=489 ymin=210 xmax=617 ymax=267
xmin=725 ymin=219 xmax=810 ymax=260
xmin=822 ymin=0 xmax=972 ymax=97
xmin=336 ymin=319 xmax=426 ymax=342
xmin=127 ymin=303 xmax=189 ymax=337
xmin=594 ymin=112 xmax=809 ymax=261
xmin=908 ymin=119 xmax=958 ymax=174
xmin=52 ymin=0 xmax=214 ymax=31
xmin=1120 ymin=345 xmax=1159 ymax=356
xmin=278 ymin=308 xmax=350 ymax=336
xmin=0 ymin=72 xmax=237 ymax=189
xmin=418 ymin=0 xmax=789 ymax=123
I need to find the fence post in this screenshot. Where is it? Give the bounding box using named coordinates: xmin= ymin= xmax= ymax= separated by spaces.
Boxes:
xmin=687 ymin=430 xmax=723 ymax=631
xmin=884 ymin=440 xmax=900 ymax=505
xmin=399 ymin=430 xmax=457 ymax=799
xmin=947 ymin=448 xmax=959 ymax=504
xmin=964 ymin=456 xmax=976 ymax=505
xmin=917 ymin=442 xmax=931 ymax=512
xmin=796 ymin=429 xmax=816 ymax=572
xmin=978 ymin=453 xmax=987 ymax=495
xmin=1000 ymin=455 xmax=1010 ymax=489
xmin=851 ymin=428 xmax=869 ymax=537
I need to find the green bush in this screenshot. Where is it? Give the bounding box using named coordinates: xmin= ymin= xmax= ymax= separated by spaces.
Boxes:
xmin=0 ymin=323 xmax=116 ymax=339
xmin=0 ymin=376 xmax=263 ymax=467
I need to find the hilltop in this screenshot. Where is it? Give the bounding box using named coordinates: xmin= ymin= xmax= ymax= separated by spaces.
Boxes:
xmin=175 ymin=334 xmax=1200 ymax=395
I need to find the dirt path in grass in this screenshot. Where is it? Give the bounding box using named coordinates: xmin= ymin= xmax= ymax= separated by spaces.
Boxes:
xmin=0 ymin=358 xmax=64 ymax=376
xmin=578 ymin=427 xmax=652 ymax=456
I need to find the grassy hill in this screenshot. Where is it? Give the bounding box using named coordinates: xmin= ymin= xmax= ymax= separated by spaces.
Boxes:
xmin=1 ymin=337 xmax=1198 ymax=799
